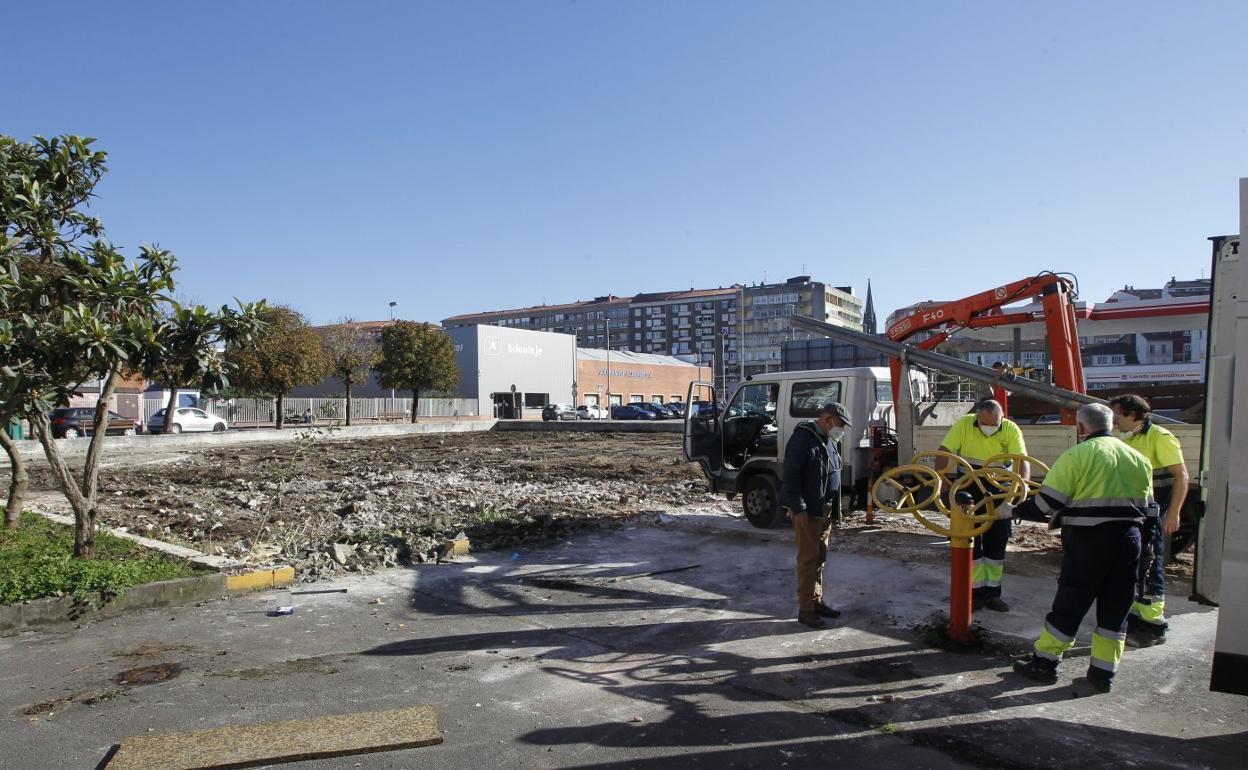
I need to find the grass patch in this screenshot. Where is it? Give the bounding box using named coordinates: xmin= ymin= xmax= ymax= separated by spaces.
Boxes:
xmin=0 ymin=512 xmax=199 ymax=605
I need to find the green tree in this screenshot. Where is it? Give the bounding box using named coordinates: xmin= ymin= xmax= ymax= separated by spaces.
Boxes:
xmin=320 ymin=319 xmax=379 ymax=427
xmin=226 ymin=305 xmax=327 ymax=429
xmin=374 ymin=321 xmax=459 ymax=423
xmin=2 ymin=242 xmax=177 ymax=555
xmin=140 ymin=300 xmax=266 ymax=433
xmin=0 ymin=135 xmax=109 ymax=530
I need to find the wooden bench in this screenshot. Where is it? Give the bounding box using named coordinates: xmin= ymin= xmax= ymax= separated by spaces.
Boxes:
xmin=377 ymin=412 xmax=408 ymax=422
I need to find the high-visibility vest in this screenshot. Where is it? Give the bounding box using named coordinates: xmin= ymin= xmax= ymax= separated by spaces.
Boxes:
xmin=1028 ymin=434 xmax=1154 ymax=528
xmin=1121 ymin=420 xmax=1184 ymax=489
xmin=940 ymin=414 xmax=1027 ymax=467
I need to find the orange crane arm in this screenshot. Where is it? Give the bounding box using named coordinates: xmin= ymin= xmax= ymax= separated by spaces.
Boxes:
xmin=886 ymin=274 xmax=1086 ymax=424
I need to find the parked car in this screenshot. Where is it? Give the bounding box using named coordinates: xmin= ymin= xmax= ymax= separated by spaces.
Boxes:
xmin=542 ymin=403 xmax=579 ymax=421
xmin=576 ymin=404 xmax=608 ymax=420
xmin=689 ymin=400 xmax=721 ymax=418
xmin=611 ymin=404 xmax=657 ymax=420
xmin=49 ymin=408 xmax=138 ymax=439
xmin=634 ymin=402 xmax=672 ymax=419
xmin=147 ymin=407 xmax=228 ymax=434
xmin=665 ymin=402 xmax=687 ymax=417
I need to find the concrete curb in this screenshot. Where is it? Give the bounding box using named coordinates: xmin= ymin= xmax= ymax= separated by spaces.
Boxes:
xmin=35 ymin=511 xmax=236 ymax=572
xmin=0 ymin=566 xmax=294 ymax=635
xmin=495 ymin=420 xmax=682 ymax=433
xmin=0 ymin=420 xmax=497 ymax=465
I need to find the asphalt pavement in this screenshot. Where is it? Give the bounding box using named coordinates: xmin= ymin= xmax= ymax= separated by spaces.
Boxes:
xmin=1 ymin=520 xmax=1243 ymax=769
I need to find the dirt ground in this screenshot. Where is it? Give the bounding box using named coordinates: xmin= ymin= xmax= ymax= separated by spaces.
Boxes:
xmin=24 ymin=430 xmax=1194 ymax=588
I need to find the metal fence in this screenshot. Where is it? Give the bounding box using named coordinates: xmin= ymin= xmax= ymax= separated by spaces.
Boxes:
xmin=142 ymin=396 xmax=479 ymax=426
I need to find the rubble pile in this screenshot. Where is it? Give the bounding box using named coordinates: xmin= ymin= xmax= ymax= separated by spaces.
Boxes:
xmin=67 ymin=432 xmax=712 ymax=580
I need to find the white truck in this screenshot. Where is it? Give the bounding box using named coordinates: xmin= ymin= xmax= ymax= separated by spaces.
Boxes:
xmin=682 ymin=366 xmax=928 ymax=527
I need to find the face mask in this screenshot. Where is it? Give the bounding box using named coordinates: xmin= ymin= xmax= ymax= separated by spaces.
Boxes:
xmin=828 ymin=427 xmax=845 ymax=442
xmin=980 ymin=424 xmax=1000 ymax=437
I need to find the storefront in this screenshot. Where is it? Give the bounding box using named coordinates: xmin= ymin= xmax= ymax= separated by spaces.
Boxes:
xmin=576 ymin=349 xmax=710 ymax=407
xmin=448 ymin=325 xmax=578 ymax=418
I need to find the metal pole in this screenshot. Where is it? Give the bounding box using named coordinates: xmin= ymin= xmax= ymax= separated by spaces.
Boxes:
xmin=786 ymin=314 xmax=1194 ymax=420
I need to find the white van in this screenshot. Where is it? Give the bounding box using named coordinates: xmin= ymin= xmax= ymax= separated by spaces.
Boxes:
xmin=683 ymin=366 xmax=928 ymax=528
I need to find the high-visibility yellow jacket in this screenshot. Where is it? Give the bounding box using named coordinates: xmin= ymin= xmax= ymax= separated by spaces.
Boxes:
xmin=1121 ymin=419 xmax=1184 ymax=489
xmin=1017 ymin=432 xmax=1154 ymax=528
xmin=940 ymin=414 xmax=1027 ymax=467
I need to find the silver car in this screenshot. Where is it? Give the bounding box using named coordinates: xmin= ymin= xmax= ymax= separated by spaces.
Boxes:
xmin=147 ymin=407 xmax=228 ymax=434
xmin=576 ymin=404 xmax=608 ymax=420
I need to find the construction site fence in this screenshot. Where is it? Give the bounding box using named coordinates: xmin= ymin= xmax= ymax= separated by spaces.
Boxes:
xmin=140 ymin=396 xmax=479 ymax=425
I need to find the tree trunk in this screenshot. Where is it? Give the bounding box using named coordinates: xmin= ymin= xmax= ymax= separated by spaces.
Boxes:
xmin=162 ymin=385 xmax=178 ymax=433
xmin=345 ymin=377 xmax=353 ymax=427
xmin=411 ymin=390 xmax=419 ymax=423
xmin=32 ymin=419 xmax=94 ymax=558
xmin=82 ymin=370 xmax=119 ymax=505
xmin=276 ymin=393 xmax=285 ymax=430
xmin=0 ymin=427 xmax=27 ymax=530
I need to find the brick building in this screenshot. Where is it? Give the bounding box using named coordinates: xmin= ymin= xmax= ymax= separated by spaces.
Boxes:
xmin=576 ymin=349 xmax=710 ymax=409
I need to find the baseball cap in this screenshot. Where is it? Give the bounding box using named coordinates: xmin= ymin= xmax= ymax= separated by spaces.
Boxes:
xmin=817 ymin=402 xmax=852 ymax=426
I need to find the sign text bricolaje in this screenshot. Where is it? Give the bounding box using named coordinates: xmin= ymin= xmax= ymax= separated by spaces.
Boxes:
xmin=597 ymin=368 xmax=651 ymax=379
xmin=483 ymin=337 xmax=544 ymax=358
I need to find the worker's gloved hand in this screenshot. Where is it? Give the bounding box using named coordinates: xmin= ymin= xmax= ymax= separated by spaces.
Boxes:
xmin=994 ymin=502 xmax=1014 ymax=521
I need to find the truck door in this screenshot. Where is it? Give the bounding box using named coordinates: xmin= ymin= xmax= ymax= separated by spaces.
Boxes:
xmin=683 ymin=382 xmax=725 ymax=489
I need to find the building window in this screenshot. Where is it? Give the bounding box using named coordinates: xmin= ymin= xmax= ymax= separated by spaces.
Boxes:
xmin=630 ymin=394 xmax=643 ymax=403
xmin=652 ymin=395 xmax=664 ymax=403
xmin=524 ymin=393 xmax=549 ymax=408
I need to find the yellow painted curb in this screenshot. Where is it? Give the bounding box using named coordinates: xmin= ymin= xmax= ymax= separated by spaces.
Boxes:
xmin=225 ymin=566 xmax=296 ymax=593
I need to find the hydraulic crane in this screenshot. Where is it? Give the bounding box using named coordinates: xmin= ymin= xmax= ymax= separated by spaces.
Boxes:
xmin=884 ymin=273 xmax=1086 ymax=424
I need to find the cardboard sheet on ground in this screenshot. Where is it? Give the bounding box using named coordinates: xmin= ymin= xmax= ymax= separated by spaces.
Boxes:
xmin=107 ymin=705 xmax=442 ymax=770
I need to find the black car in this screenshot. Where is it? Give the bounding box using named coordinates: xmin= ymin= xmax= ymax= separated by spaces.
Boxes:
xmin=611 ymin=404 xmax=657 ymax=420
xmin=633 ymin=403 xmax=672 ymax=419
xmin=665 ymin=402 xmax=686 ymax=417
xmin=49 ymin=407 xmax=139 ymax=439
xmin=542 ymin=403 xmax=579 ymax=421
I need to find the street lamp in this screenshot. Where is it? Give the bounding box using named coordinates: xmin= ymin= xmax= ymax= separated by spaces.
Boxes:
xmin=388 ymin=301 xmax=398 ymax=399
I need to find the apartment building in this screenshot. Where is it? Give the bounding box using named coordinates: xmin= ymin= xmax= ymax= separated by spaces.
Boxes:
xmin=741 ymin=276 xmax=864 ymax=379
xmin=443 ymin=295 xmax=631 ymax=349
xmin=443 ymin=276 xmax=865 ymax=394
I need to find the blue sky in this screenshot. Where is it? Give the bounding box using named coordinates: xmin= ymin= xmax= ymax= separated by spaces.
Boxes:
xmin=6 ymin=1 xmax=1245 ymax=325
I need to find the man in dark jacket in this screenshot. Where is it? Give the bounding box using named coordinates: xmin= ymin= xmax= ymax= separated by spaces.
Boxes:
xmin=782 ymin=402 xmax=850 ymax=629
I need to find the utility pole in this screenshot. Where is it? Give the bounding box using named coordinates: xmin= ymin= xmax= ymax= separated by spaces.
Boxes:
xmin=739 ymin=284 xmax=745 ymax=384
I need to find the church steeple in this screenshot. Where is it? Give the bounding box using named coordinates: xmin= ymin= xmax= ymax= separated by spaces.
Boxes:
xmin=863 ymin=279 xmax=877 ymax=334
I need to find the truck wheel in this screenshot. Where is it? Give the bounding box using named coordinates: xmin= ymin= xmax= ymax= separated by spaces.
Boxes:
xmin=742 ymin=474 xmax=782 ymax=529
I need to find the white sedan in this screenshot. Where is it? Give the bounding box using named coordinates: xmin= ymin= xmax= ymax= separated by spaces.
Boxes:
xmin=576 ymin=404 xmax=608 ymax=420
xmin=147 ymin=407 xmax=228 ymax=434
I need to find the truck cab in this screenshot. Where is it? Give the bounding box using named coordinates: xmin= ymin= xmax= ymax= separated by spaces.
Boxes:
xmin=683 ymin=366 xmax=928 ymax=528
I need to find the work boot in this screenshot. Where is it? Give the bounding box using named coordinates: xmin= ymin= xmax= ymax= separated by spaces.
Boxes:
xmin=1071 ymin=675 xmax=1112 ymax=696
xmin=797 ymin=611 xmax=827 ymax=630
xmin=983 ymin=597 xmax=1010 ymax=613
xmin=1125 ymin=628 xmax=1167 ymax=648
xmin=972 ymin=597 xmax=986 ymax=611
xmin=1012 ymin=655 xmax=1058 ymax=684
xmin=814 ymin=602 xmax=842 ymax=619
